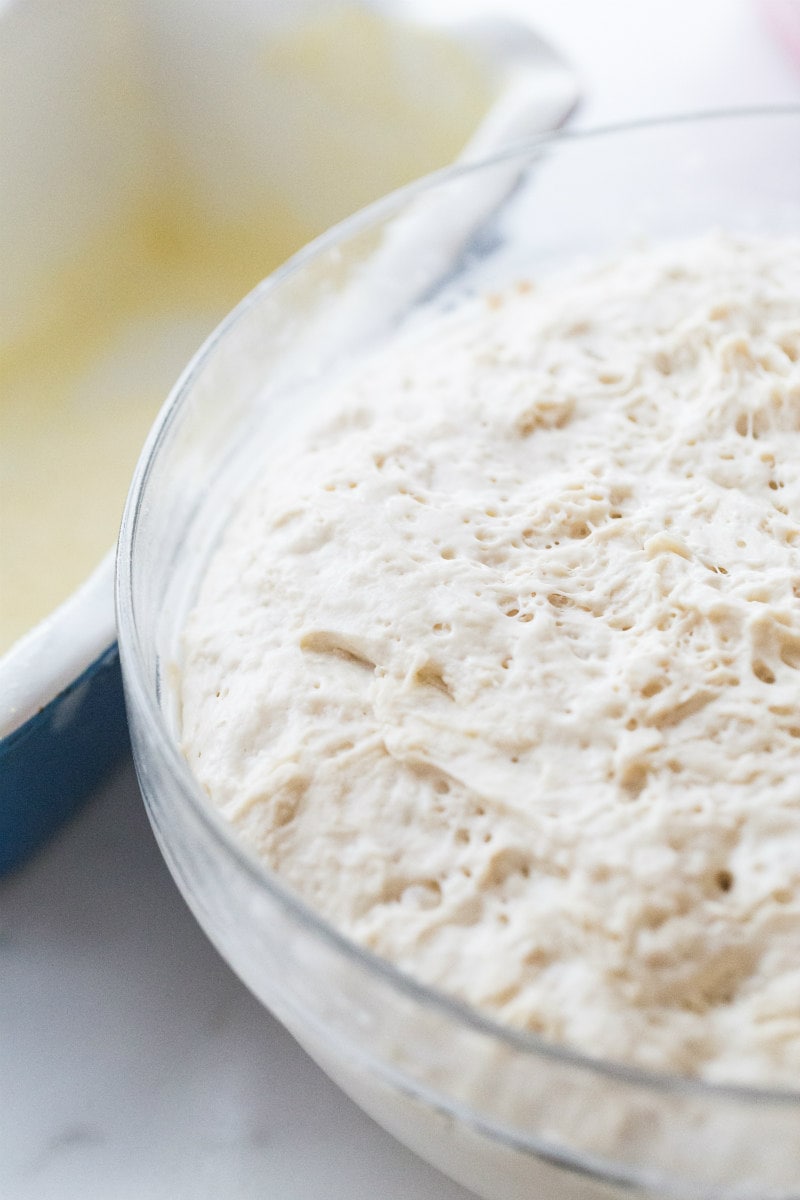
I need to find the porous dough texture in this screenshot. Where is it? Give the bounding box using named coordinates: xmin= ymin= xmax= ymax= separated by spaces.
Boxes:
xmin=180 ymin=233 xmax=800 ymax=1086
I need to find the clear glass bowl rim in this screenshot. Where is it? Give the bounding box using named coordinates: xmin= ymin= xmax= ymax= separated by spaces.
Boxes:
xmin=116 ymin=106 xmax=800 ymax=1109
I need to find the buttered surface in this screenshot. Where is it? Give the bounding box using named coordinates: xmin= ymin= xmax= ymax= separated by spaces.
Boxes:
xmin=181 ymin=234 xmax=800 ymax=1086
xmin=0 ymin=205 xmax=310 ymax=653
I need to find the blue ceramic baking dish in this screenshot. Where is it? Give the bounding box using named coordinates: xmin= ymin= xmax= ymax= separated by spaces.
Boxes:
xmin=0 ymin=556 xmax=127 ymax=874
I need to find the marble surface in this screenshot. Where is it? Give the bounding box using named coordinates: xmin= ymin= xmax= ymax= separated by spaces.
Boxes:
xmin=1 ymin=762 xmax=472 ymax=1200
xmin=4 ymin=3 xmax=800 ymax=1198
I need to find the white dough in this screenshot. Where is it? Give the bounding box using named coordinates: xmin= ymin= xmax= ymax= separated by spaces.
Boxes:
xmin=180 ymin=233 xmax=800 ymax=1087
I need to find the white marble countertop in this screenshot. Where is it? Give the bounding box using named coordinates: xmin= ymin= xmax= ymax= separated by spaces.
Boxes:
xmin=4 ymin=3 xmax=800 ymax=1198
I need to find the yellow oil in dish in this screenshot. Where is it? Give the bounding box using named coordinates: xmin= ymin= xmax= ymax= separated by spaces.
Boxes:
xmin=0 ymin=4 xmax=493 ymax=654
xmin=0 ymin=203 xmax=311 ymax=654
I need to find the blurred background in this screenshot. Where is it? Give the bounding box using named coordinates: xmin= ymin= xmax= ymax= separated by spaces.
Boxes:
xmin=2 ymin=2 xmax=800 ymax=1198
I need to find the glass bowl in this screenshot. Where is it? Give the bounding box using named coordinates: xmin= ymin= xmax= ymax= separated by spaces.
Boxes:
xmin=116 ymin=111 xmax=800 ymax=1200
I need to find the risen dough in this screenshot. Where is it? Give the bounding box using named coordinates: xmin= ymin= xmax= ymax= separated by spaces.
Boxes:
xmin=180 ymin=233 xmax=800 ymax=1086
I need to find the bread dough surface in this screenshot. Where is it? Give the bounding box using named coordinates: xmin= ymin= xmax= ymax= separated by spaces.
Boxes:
xmin=180 ymin=233 xmax=800 ymax=1086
